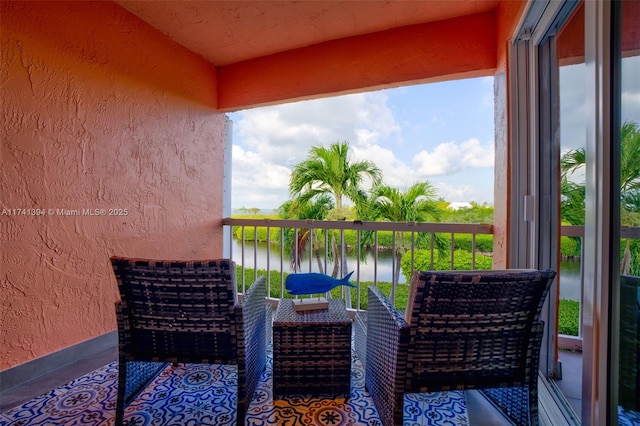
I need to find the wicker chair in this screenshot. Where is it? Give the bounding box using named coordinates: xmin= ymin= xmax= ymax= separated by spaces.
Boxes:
xmin=110 ymin=257 xmax=269 ymax=426
xmin=354 ymin=269 xmax=556 ymax=426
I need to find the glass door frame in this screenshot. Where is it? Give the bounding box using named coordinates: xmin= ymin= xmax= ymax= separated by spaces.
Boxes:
xmin=509 ymin=1 xmax=620 ymax=424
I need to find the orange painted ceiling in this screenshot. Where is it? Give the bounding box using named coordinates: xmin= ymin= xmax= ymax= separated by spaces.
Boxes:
xmin=115 ymin=0 xmax=502 ymax=67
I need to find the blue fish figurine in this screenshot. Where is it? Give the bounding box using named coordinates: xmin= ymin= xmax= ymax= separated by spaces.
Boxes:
xmin=286 ymin=271 xmax=355 ymax=295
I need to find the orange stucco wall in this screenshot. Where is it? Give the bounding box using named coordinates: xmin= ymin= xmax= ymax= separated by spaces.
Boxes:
xmin=218 ymin=11 xmax=498 ymax=111
xmin=1 ymin=1 xmax=225 ymax=370
xmin=495 ymin=1 xmax=526 ymax=69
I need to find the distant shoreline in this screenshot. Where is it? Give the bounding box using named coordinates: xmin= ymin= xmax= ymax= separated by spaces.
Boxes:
xmin=232 ymin=208 xmax=278 ymax=215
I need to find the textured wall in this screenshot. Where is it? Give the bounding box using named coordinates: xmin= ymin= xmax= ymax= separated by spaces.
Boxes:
xmin=218 ymin=12 xmax=498 ymax=111
xmin=492 ymin=70 xmax=508 ymax=269
xmin=1 ymin=1 xmax=224 ymax=369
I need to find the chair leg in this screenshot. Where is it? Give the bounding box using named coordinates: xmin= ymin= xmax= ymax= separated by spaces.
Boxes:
xmin=393 ymin=392 xmax=404 ymax=426
xmin=114 ymin=360 xmax=127 ymax=426
xmin=370 ymin=385 xmax=403 ymax=426
xmin=529 ymin=384 xmax=539 ymax=426
xmin=237 ymin=404 xmax=246 ymax=426
xmin=236 ymin=380 xmax=247 ymax=426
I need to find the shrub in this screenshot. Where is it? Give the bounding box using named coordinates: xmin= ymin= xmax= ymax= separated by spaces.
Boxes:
xmin=560 ymin=236 xmax=581 ymax=258
xmin=348 ymin=230 xmax=431 ymax=250
xmin=400 ymin=249 xmax=493 ymax=282
xmin=558 ymin=299 xmax=580 ymax=336
xmin=621 ymin=238 xmax=640 ymax=276
xmin=452 ymin=234 xmax=494 ymax=253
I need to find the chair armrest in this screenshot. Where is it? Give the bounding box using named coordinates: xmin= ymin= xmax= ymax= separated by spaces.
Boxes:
xmin=240 ymin=275 xmax=267 ymax=309
xmin=237 ymin=276 xmax=268 ymax=403
xmin=238 ymin=276 xmax=267 ymax=348
xmin=365 ymin=286 xmax=411 ymax=426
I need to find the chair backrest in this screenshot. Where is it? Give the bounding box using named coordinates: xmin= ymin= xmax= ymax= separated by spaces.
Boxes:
xmin=111 ymin=256 xmax=240 ymax=363
xmin=404 ymin=269 xmax=555 ymax=391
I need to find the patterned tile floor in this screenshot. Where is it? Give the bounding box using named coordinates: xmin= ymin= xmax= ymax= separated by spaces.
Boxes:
xmin=4 ymin=344 xmax=639 ymax=426
xmin=0 ymin=348 xmax=470 ymax=426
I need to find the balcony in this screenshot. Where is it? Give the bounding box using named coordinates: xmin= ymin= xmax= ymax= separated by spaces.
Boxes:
xmin=2 ymin=218 xmax=637 ymax=425
xmin=1 ymin=213 xmax=515 ymax=424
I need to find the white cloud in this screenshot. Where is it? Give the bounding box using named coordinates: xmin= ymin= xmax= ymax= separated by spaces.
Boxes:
xmin=233 ymin=92 xmax=400 ymax=168
xmin=230 ymin=92 xmax=405 ymax=208
xmin=229 ymin=83 xmax=496 ymax=209
xmin=622 ymin=55 xmax=640 ymax=124
xmin=559 ymin=64 xmax=587 ymax=151
xmin=412 ymin=138 xmax=494 ymax=176
xmin=622 ymin=90 xmax=640 ymax=123
xmin=353 ymin=92 xmax=401 ymax=142
xmin=350 ymin=143 xmax=414 ymax=189
xmin=231 ymin=145 xmax=292 ymax=209
xmin=434 ymin=180 xmax=493 ymax=204
xmin=434 ymin=182 xmax=478 ymax=201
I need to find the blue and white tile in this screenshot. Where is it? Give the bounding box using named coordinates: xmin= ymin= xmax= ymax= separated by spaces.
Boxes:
xmin=3 ymin=380 xmax=115 ymax=426
xmin=124 ymin=365 xmax=238 ymax=426
xmin=404 ymin=391 xmax=469 ymax=426
xmin=2 ymin=344 xmax=473 ymax=426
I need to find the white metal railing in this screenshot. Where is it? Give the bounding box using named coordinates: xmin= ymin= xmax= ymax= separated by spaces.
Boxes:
xmin=223 ymin=218 xmax=494 ymax=312
xmin=224 ymin=218 xmax=639 ymax=341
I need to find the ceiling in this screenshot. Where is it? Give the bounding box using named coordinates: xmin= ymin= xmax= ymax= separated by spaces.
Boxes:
xmin=115 ymin=1 xmax=502 ymax=67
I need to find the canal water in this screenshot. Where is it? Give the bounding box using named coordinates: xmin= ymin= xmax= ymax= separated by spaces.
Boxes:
xmin=230 ymin=239 xmax=583 ymax=301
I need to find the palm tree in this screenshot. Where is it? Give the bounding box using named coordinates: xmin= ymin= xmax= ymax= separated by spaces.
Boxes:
xmin=278 ymin=195 xmax=334 ymax=273
xmin=620 ymin=121 xmax=640 ymax=213
xmin=367 ymin=181 xmax=443 ymax=303
xmin=289 ymin=141 xmax=382 ymax=212
xmin=289 ymin=141 xmax=382 ymax=278
xmin=560 ymin=179 xmax=586 ymax=226
xmin=562 ymin=121 xmax=640 ymax=216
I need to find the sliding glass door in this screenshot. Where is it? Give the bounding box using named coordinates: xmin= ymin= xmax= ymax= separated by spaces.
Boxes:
xmin=615 ymin=1 xmax=640 ymax=423
xmin=509 ymin=2 xmax=582 ymax=423
xmin=510 ymin=1 xmax=639 ymax=424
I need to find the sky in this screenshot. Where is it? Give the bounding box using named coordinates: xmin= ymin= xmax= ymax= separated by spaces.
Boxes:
xmin=559 ymin=56 xmax=640 ymax=183
xmin=228 ymin=77 xmax=496 ymax=210
xmin=228 ymin=55 xmax=640 ymax=211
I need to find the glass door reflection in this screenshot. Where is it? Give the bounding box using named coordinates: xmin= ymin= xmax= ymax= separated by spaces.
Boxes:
xmin=616 ymin=0 xmax=640 ymax=423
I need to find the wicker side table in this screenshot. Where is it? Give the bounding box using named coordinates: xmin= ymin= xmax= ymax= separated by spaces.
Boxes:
xmin=273 ymin=298 xmax=352 ymax=398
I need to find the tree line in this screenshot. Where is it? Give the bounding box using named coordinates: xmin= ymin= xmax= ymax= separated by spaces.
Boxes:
xmin=237 ymin=120 xmax=639 ymax=291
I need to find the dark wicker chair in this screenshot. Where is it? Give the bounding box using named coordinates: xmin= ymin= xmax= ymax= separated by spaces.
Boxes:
xmin=354 ymin=269 xmax=556 ymax=426
xmin=110 ymin=257 xmax=269 ymax=426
